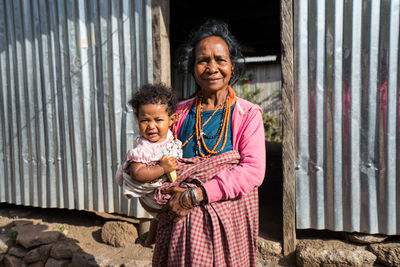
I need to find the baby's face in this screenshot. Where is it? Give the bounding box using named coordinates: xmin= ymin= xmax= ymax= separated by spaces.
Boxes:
xmin=137 ymin=103 xmax=175 ymax=143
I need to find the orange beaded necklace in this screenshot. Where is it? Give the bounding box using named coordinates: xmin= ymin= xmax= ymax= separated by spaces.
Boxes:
xmin=181 ymin=86 xmax=236 ymax=158
xmin=180 ymin=103 xmax=223 ymax=148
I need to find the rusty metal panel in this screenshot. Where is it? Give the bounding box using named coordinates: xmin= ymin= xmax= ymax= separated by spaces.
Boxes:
xmin=0 ymin=0 xmax=153 ymax=218
xmin=295 ymin=0 xmax=400 ymax=235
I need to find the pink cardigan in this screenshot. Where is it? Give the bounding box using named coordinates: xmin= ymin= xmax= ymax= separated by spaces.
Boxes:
xmin=174 ymin=97 xmax=266 ymax=203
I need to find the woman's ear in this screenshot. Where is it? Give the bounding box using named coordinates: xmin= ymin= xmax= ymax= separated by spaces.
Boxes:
xmin=169 ymin=113 xmax=178 ymax=127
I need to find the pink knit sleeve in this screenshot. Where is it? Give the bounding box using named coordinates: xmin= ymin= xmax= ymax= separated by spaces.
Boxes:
xmin=202 ymin=107 xmax=266 ymax=203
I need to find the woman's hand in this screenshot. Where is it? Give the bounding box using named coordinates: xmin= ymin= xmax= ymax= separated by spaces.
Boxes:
xmin=159 ymin=155 xmax=178 ymax=174
xmin=162 ymin=186 xmax=207 ymax=222
xmin=162 ymin=186 xmax=191 ymax=222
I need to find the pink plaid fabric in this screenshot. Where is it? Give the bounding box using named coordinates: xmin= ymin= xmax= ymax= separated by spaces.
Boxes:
xmin=152 ymin=151 xmax=259 ymax=267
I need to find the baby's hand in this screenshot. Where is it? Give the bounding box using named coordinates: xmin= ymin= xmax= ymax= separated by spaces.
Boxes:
xmin=159 ymin=155 xmax=178 ymax=174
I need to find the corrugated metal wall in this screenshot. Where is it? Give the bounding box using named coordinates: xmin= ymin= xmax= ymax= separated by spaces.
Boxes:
xmin=0 ymin=0 xmax=153 ymax=217
xmin=295 ymin=0 xmax=399 ymax=235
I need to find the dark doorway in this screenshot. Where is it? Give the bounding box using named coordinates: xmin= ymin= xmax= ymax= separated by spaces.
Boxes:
xmin=170 ymin=0 xmax=280 ymax=57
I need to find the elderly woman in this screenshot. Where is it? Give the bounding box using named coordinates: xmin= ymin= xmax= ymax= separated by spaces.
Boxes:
xmin=153 ymin=19 xmax=266 ymax=266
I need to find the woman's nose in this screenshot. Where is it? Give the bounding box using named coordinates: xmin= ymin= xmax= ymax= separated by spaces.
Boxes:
xmin=206 ymin=60 xmax=218 ymax=72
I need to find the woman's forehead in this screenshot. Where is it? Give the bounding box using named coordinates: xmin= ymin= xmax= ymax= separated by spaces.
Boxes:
xmin=195 ymin=36 xmax=229 ymax=54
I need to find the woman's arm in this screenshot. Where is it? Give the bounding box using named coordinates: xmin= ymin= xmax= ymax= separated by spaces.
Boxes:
xmin=129 ymin=155 xmax=178 ymax=183
xmin=202 ymin=107 xmax=266 ymax=203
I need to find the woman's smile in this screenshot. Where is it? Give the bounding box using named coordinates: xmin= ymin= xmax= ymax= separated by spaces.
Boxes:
xmin=204 ymin=77 xmax=222 ymax=83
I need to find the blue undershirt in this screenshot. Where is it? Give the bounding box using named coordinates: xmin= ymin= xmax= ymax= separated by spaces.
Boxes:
xmin=179 ymin=104 xmax=235 ymax=158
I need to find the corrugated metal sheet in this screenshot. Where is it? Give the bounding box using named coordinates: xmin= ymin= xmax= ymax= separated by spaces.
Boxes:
xmin=295 ymin=0 xmax=400 ymax=235
xmin=0 ymin=0 xmax=153 ymax=217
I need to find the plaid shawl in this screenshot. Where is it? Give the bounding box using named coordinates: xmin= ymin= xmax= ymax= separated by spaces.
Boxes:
xmin=152 ymin=150 xmax=259 ymax=267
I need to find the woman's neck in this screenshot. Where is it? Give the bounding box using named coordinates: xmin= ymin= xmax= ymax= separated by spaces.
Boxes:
xmin=200 ymin=88 xmax=229 ymax=111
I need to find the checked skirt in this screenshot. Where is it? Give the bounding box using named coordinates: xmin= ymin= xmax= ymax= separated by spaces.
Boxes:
xmin=152 ymin=150 xmax=259 ymax=267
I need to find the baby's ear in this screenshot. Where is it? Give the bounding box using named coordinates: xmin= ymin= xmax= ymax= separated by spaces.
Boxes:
xmin=169 ymin=113 xmax=178 ymax=127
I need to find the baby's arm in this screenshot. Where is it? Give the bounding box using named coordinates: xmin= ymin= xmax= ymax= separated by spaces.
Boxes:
xmin=129 ymin=155 xmax=178 ymax=183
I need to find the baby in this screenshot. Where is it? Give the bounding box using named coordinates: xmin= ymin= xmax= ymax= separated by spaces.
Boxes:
xmin=115 ymin=83 xmax=182 ymax=245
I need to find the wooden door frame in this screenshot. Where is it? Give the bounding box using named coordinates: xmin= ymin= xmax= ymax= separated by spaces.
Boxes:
xmin=281 ymin=0 xmax=296 ymax=256
xmin=152 ymin=0 xmax=297 ymax=256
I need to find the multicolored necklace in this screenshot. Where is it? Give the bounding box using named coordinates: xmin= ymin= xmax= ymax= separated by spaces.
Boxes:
xmin=177 ymin=86 xmax=236 ymax=158
xmin=180 ymin=100 xmax=224 ymax=148
xmin=195 ymin=92 xmax=232 ymax=158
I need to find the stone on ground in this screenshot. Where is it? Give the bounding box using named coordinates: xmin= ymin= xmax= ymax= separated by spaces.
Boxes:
xmin=44 ymin=257 xmax=70 ymax=267
xmin=7 ymin=245 xmax=28 ymax=258
xmin=0 ymin=234 xmax=9 ymax=254
xmin=257 ymin=236 xmax=282 ymax=265
xmin=368 ymin=242 xmax=400 ymax=267
xmin=50 ymin=240 xmax=82 ymax=259
xmin=101 ymin=221 xmax=138 ymax=247
xmin=3 ymin=254 xmax=23 ymax=267
xmin=346 ymin=232 xmax=388 ymax=244
xmin=70 ymin=252 xmax=110 ymax=267
xmin=28 ymin=261 xmax=45 ymax=267
xmin=23 ymin=244 xmax=52 ymax=264
xmin=296 ymin=241 xmax=377 ymax=267
xmin=13 ymin=224 xmax=61 ymax=249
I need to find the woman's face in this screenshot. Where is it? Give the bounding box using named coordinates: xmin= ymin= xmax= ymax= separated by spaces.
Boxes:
xmin=193 ymin=36 xmax=233 ymax=94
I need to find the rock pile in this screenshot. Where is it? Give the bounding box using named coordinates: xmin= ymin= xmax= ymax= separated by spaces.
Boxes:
xmin=369 ymin=242 xmax=400 ymax=267
xmin=0 ymin=220 xmax=104 ymax=267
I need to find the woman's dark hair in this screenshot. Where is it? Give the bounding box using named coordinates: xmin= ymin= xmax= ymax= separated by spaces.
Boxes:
xmin=178 ymin=19 xmax=245 ymax=86
xmin=128 ymin=83 xmax=178 ymax=117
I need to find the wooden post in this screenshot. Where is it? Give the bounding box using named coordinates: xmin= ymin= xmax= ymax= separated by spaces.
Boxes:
xmin=281 ymin=0 xmax=296 ymax=256
xmin=151 ymin=0 xmax=171 ymax=85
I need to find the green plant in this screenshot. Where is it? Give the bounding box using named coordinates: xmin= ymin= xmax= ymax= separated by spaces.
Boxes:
xmin=7 ymin=230 xmax=17 ymax=241
xmin=237 ymin=74 xmax=282 ymax=142
xmin=262 ymin=113 xmax=282 ymax=142
xmin=53 ymin=225 xmax=66 ymax=233
xmin=238 ymin=74 xmax=261 ymax=105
